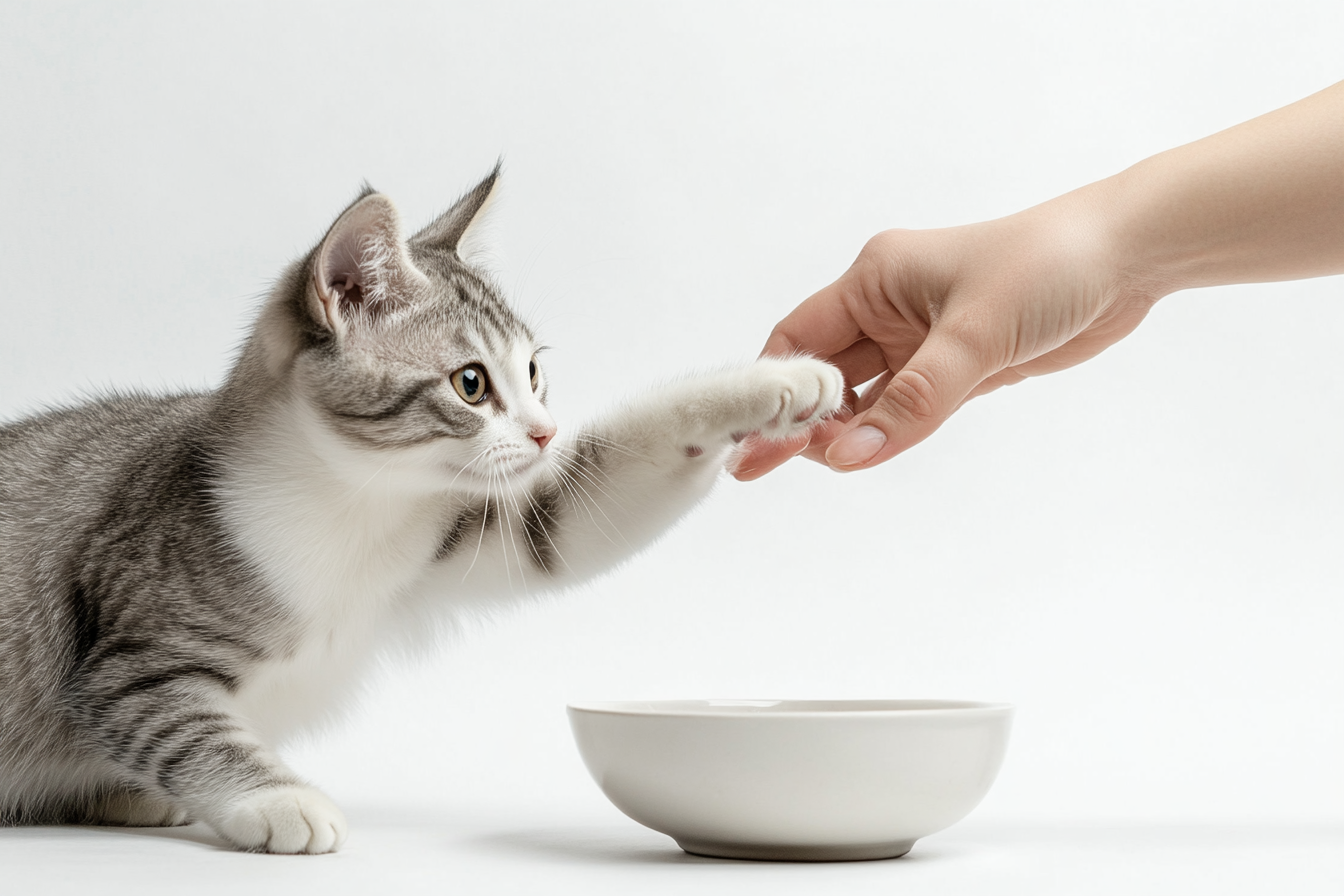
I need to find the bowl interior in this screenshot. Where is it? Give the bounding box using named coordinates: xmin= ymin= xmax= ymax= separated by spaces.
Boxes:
xmin=568 ymin=698 xmax=1012 ymax=716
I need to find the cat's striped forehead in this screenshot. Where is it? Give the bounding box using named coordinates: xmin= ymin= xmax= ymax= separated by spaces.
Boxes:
xmin=414 ymin=265 xmax=534 ymax=359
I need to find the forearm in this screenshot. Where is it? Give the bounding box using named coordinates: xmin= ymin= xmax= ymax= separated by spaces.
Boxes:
xmin=1097 ymin=79 xmax=1344 ymax=295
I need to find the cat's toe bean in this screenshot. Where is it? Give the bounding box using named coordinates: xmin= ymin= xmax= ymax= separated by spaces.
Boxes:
xmin=750 ymin=358 xmax=845 ymax=439
xmin=216 ymin=785 xmax=347 ymax=854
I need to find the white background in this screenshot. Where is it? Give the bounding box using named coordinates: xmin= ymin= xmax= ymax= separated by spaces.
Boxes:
xmin=1 ymin=1 xmax=1341 ymax=893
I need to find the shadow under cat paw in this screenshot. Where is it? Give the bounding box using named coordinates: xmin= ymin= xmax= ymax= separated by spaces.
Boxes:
xmin=72 ymin=821 xmax=233 ymax=851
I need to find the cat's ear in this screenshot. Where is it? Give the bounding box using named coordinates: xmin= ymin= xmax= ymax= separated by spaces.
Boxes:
xmin=409 ymin=163 xmax=501 ymax=264
xmin=310 ymin=188 xmax=423 ymax=336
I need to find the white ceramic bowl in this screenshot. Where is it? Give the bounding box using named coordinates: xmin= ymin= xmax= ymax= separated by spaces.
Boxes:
xmin=568 ymin=699 xmax=1013 ymax=861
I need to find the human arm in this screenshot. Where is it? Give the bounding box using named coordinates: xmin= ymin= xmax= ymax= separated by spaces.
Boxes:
xmin=733 ymin=79 xmax=1344 ymax=478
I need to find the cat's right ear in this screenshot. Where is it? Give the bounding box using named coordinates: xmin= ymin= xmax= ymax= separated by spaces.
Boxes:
xmin=409 ymin=163 xmax=501 ymax=264
xmin=309 ymin=190 xmax=424 ymax=337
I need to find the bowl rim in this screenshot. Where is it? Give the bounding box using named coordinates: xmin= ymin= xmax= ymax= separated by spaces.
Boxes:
xmin=567 ymin=698 xmax=1014 ymax=718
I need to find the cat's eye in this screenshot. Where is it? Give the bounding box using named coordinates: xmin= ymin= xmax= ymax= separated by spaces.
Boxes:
xmin=529 ymin=356 xmax=539 ymax=392
xmin=451 ymin=364 xmax=490 ymax=405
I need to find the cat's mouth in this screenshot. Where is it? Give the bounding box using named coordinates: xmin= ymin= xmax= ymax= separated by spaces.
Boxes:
xmin=445 ymin=451 xmax=547 ymax=484
xmin=499 ymin=454 xmax=545 ymax=477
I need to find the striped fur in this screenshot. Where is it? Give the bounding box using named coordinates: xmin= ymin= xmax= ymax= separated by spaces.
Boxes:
xmin=0 ymin=170 xmax=844 ymax=853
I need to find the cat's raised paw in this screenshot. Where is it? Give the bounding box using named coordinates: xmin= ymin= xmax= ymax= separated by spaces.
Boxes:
xmin=214 ymin=785 xmax=347 ymax=854
xmin=742 ymin=357 xmax=845 ymax=441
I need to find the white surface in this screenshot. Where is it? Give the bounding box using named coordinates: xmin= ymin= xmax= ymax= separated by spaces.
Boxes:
xmin=1 ymin=0 xmax=1342 ymax=883
xmin=1 ymin=804 xmax=1340 ymax=896
xmin=568 ymin=700 xmax=1012 ymax=859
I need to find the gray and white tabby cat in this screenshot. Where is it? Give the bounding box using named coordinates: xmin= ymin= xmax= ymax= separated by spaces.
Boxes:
xmin=0 ymin=169 xmax=843 ymax=853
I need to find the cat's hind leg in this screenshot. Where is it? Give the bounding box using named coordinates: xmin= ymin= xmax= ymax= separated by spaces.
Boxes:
xmin=70 ymin=673 xmax=346 ymax=853
xmin=83 ymin=784 xmax=190 ymax=827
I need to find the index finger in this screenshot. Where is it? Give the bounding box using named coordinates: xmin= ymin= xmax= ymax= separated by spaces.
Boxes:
xmin=760 ymin=275 xmax=865 ymax=361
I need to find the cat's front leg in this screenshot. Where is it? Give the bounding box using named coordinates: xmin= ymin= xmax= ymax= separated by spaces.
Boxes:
xmin=625 ymin=356 xmax=847 ymax=452
xmin=523 ymin=357 xmax=845 ymax=587
xmin=73 ymin=673 xmax=345 ymax=853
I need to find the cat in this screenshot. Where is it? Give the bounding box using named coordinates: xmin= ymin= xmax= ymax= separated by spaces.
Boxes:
xmin=0 ymin=167 xmax=844 ymax=853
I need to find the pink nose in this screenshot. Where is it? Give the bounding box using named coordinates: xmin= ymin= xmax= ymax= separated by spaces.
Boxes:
xmin=532 ymin=425 xmax=556 ymax=451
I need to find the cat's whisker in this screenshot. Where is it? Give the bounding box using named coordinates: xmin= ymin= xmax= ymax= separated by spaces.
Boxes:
xmin=509 ymin=481 xmax=540 ymax=591
xmin=444 ymin=444 xmax=495 ymax=494
xmin=563 ymin=462 xmax=626 ymax=511
xmin=553 ymin=446 xmax=632 ymax=520
xmin=572 ymin=432 xmax=645 ymax=461
xmin=495 ymin=473 xmax=515 ymax=593
xmin=560 ymin=442 xmax=655 ymax=496
xmin=548 ymin=453 xmax=596 ymax=513
xmin=550 ymin=461 xmax=624 ymax=550
xmin=521 ymin=488 xmax=573 ymax=576
xmin=461 ymin=475 xmax=494 ymax=584
xmin=490 ymin=467 xmax=521 ymax=595
xmin=497 ymin=469 xmax=529 ymax=595
xmin=574 ymin=431 xmax=636 ymax=451
xmin=491 ymin=470 xmax=514 ymax=592
xmin=548 ymin=464 xmax=606 ymax=542
xmin=349 ymin=455 xmax=398 ymax=501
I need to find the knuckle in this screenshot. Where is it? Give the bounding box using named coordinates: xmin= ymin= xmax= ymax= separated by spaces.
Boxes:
xmin=859 ymin=228 xmax=911 ymax=262
xmin=764 ymin=324 xmax=804 ymax=357
xmin=880 ymin=369 xmax=940 ymax=424
xmin=936 ymin=309 xmax=1015 ymax=374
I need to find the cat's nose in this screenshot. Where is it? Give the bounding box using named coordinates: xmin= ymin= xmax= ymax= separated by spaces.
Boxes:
xmin=531 ymin=423 xmax=556 ymax=451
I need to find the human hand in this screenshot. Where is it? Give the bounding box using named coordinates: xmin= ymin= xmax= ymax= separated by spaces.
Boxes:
xmin=732 ymin=80 xmax=1344 ymax=479
xmin=732 ymin=186 xmax=1164 ymax=478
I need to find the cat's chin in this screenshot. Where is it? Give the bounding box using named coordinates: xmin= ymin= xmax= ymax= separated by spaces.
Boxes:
xmin=434 ymin=454 xmax=549 ymax=496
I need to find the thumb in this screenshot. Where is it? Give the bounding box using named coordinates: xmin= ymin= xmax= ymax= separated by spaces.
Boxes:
xmin=824 ymin=328 xmax=991 ymax=470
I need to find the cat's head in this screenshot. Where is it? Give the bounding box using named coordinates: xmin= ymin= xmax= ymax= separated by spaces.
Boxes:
xmin=251 ymin=167 xmax=554 ymax=497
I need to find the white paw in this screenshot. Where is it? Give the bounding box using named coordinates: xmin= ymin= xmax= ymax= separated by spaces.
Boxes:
xmin=214 ymin=785 xmax=347 ymax=854
xmin=740 ymin=357 xmax=845 ymax=441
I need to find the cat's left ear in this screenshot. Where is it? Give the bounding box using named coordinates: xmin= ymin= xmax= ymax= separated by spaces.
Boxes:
xmin=409 ymin=162 xmax=501 ymax=264
xmin=311 ymin=189 xmax=424 ymax=336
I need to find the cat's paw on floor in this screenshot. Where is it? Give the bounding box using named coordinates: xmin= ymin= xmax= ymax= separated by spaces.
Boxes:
xmin=214 ymin=785 xmax=347 ymax=854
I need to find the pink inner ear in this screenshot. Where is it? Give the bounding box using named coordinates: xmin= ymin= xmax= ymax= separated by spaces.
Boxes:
xmin=330 ymin=272 xmax=363 ymax=311
xmin=319 ymin=227 xmax=381 ymax=324
xmin=314 ymin=193 xmax=404 ymax=329
xmin=322 ymin=232 xmax=366 ymax=306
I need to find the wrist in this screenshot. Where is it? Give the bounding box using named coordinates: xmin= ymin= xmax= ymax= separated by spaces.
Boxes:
xmin=1066 ymin=166 xmax=1183 ymax=306
xmin=1087 ymin=81 xmax=1344 ymax=293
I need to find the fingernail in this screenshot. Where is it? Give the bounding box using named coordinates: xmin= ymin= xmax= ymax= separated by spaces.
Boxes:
xmin=827 ymin=425 xmax=886 ymax=469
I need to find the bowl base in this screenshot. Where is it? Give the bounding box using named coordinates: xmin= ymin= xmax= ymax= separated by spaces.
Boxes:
xmin=676 ymin=837 xmax=917 ymax=862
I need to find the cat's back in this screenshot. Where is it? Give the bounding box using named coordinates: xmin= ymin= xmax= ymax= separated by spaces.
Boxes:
xmin=0 ymin=390 xmax=216 ymax=547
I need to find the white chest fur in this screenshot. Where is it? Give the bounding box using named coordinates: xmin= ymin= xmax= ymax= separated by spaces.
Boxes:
xmin=217 ymin=404 xmax=449 ymax=741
